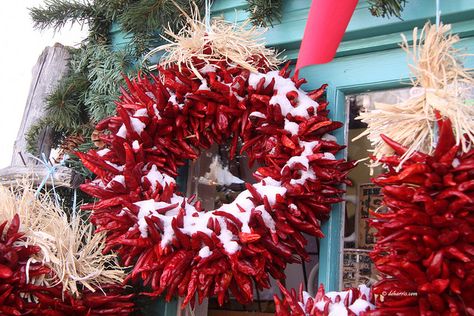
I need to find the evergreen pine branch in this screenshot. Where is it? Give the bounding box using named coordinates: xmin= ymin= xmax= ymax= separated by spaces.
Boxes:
xmin=119 ymin=0 xmax=183 ymax=34
xmin=45 ymin=71 xmax=90 ymax=130
xmin=85 ymin=93 xmax=121 ymax=121
xmin=97 ymin=0 xmax=138 ymax=21
xmin=368 ymin=0 xmax=407 ymax=18
xmin=246 ymin=0 xmax=282 ymax=27
xmin=118 ymin=0 xmax=204 ymax=51
xmin=25 ymin=118 xmax=48 ymax=156
xmin=30 ymin=0 xmax=115 ymax=44
xmin=82 ymin=44 xmax=136 ymax=121
xmin=30 ymin=0 xmax=94 ymax=32
xmin=26 ymin=118 xmax=68 ymax=156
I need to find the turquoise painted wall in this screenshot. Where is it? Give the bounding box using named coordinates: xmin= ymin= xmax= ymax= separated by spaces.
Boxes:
xmin=110 ymin=0 xmax=474 ymax=310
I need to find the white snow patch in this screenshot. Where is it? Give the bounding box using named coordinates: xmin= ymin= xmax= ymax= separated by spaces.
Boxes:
xmin=300 ymin=285 xmax=374 ymax=315
xmin=134 ymin=108 xmax=148 ymax=117
xmin=255 ymin=205 xmax=276 ymax=232
xmin=219 ymin=228 xmax=240 ymax=254
xmin=130 ymin=117 xmax=145 ymax=134
xmin=132 ymin=140 xmax=140 ymax=150
xmin=452 ymin=158 xmax=460 ymax=168
xmin=358 ymin=284 xmax=371 ymax=300
xmin=169 ymin=93 xmax=179 ymax=106
xmin=134 ymin=175 xmax=281 ymax=254
xmin=97 ymin=148 xmax=111 ymax=156
xmin=284 ymin=141 xmax=319 ymax=185
xmin=106 ymin=175 xmax=125 ymax=189
xmin=286 ymin=155 xmax=310 ymax=170
xmin=249 ymin=111 xmax=266 ymax=119
xmin=143 ymin=165 xmax=175 ymax=190
xmin=248 ymin=71 xmax=319 ymax=118
xmin=314 ymin=299 xmax=327 ymax=311
xmin=200 ymin=64 xmax=217 ymax=73
xmin=303 ymin=292 xmax=311 ymax=305
xmin=323 ymin=152 xmax=336 ymax=160
xmin=105 ymin=161 xmax=124 ymax=171
xmin=198 ymin=78 xmax=210 ymax=91
xmin=145 ymin=91 xmax=157 ymax=101
xmin=329 ymin=302 xmax=348 ymax=316
xmin=284 ymin=119 xmax=299 ymax=136
xmin=117 ymin=124 xmax=127 ymax=138
xmin=254 ymin=177 xmax=286 ymax=205
xmin=153 ymin=104 xmax=162 ymax=118
xmin=326 ymin=291 xmax=349 ymax=302
xmin=290 ymin=170 xmax=316 ymax=185
xmin=349 ymin=299 xmax=375 ymax=314
xmin=322 ymin=133 xmax=337 ymax=142
xmin=199 ymin=246 xmax=212 ymax=258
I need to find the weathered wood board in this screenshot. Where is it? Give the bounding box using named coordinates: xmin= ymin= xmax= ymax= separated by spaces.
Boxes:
xmin=1 ymin=43 xmax=73 ymax=187
xmin=0 ymin=165 xmax=73 ymax=187
xmin=10 ymin=43 xmax=70 ymax=167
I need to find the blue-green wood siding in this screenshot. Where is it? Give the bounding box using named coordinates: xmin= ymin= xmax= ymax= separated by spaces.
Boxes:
xmin=110 ymin=0 xmax=474 ymax=306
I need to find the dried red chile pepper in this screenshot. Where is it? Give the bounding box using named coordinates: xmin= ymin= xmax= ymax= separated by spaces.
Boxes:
xmin=0 ymin=215 xmax=134 ymax=315
xmin=78 ymin=57 xmax=354 ymax=307
xmin=366 ymin=118 xmax=474 ymax=315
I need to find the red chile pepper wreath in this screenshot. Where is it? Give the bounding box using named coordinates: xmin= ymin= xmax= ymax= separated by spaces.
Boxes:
xmin=78 ymin=57 xmax=354 ymax=307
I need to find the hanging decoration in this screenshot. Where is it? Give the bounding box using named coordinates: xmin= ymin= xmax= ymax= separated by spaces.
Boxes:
xmin=369 ymin=118 xmax=474 ymax=314
xmin=274 ymin=282 xmax=375 ymax=315
xmin=296 ymin=0 xmax=359 ymax=69
xmin=78 ymin=9 xmax=354 ymax=308
xmin=355 ymin=22 xmax=474 ymax=167
xmin=0 ymin=184 xmax=134 ymax=315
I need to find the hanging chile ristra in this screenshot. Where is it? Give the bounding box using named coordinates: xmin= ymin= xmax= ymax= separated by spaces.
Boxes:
xmin=366 ymin=118 xmax=474 ymax=315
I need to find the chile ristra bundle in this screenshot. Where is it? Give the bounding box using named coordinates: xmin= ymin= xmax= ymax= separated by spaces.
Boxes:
xmin=78 ymin=54 xmax=354 ymax=306
xmin=274 ymin=282 xmax=375 ymax=315
xmin=0 ymin=214 xmax=134 ymax=315
xmin=368 ymin=118 xmax=474 ymax=315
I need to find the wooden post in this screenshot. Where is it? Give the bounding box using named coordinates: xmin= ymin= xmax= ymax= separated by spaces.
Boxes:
xmin=0 ymin=43 xmax=72 ymax=187
xmin=10 ymin=43 xmax=70 ymax=167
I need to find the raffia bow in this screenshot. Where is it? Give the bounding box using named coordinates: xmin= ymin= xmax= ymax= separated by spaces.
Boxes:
xmin=354 ymin=23 xmax=474 ymax=167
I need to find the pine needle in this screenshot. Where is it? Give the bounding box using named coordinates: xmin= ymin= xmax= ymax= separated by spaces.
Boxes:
xmin=246 ymin=0 xmax=282 ymax=27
